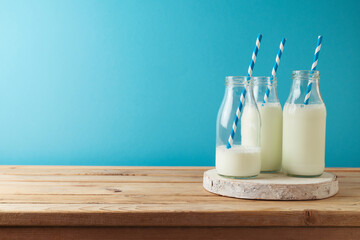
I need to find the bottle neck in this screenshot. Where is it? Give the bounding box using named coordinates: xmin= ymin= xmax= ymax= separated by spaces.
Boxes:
xmin=287 ymin=70 xmax=324 ymax=105
xmin=292 ymin=70 xmax=320 ymax=81
xmin=224 ymin=76 xmax=256 ymax=103
xmin=252 ymin=77 xmax=279 ymax=104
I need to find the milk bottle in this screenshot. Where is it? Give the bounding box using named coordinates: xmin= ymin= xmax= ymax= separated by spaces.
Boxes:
xmin=282 ymin=70 xmax=326 ymax=177
xmin=252 ymin=77 xmax=283 ymax=172
xmin=216 ymin=76 xmax=261 ymax=179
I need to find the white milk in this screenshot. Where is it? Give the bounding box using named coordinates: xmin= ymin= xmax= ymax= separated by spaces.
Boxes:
xmin=282 ymin=103 xmax=326 ymax=176
xmin=241 ymin=105 xmax=261 ymax=147
xmin=216 ymin=145 xmax=261 ymax=178
xmin=257 ymin=103 xmax=283 ymax=172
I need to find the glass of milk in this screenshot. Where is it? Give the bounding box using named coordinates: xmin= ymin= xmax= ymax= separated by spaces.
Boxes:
xmin=282 ymin=70 xmax=326 ymax=177
xmin=252 ymin=77 xmax=282 ymax=173
xmin=216 ymin=76 xmax=261 ymax=179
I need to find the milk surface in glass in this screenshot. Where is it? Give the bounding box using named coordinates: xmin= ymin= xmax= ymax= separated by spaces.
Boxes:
xmin=217 ymin=104 xmax=261 ymax=178
xmin=216 ymin=145 xmax=261 ymax=178
xmin=282 ymin=103 xmax=326 ymax=176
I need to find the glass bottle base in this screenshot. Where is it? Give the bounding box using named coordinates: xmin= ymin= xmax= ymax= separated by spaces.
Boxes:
xmin=261 ymin=170 xmax=279 ymax=173
xmin=286 ymin=173 xmax=323 ymax=178
xmin=218 ymin=173 xmax=258 ymax=179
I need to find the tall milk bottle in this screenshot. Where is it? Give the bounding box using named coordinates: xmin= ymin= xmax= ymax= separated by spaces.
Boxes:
xmin=252 ymin=76 xmax=283 ymax=172
xmin=282 ymin=70 xmax=326 ymax=177
xmin=216 ymin=76 xmax=261 ymax=179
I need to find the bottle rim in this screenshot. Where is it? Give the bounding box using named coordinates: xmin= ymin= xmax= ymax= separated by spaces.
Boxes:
xmin=292 ymin=70 xmax=320 ymax=80
xmin=252 ymin=76 xmax=277 ymax=85
xmin=225 ymin=76 xmax=277 ymax=86
xmin=225 ymin=76 xmax=247 ymax=86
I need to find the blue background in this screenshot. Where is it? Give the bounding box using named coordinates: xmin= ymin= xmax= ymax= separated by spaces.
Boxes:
xmin=0 ymin=0 xmax=359 ymax=166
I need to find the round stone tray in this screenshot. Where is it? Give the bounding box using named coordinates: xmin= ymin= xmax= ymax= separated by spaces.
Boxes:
xmin=203 ymin=169 xmax=339 ymax=200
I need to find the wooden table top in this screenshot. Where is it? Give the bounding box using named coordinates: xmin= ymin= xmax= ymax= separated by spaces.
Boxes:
xmin=0 ymin=166 xmax=359 ymax=229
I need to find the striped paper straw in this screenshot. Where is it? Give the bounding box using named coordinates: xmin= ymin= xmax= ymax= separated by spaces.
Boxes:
xmin=226 ymin=34 xmax=262 ymax=149
xmin=262 ymin=38 xmax=286 ymax=104
xmin=304 ymin=35 xmax=323 ymax=105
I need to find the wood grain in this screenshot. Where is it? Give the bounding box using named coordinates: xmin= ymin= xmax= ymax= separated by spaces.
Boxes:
xmin=0 ymin=166 xmax=358 ymax=231
xmin=0 ymin=227 xmax=359 ymax=240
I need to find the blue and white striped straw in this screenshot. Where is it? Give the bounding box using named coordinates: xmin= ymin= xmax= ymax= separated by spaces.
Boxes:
xmin=262 ymin=38 xmax=286 ymax=104
xmin=226 ymin=34 xmax=262 ymax=149
xmin=304 ymin=36 xmax=323 ymax=105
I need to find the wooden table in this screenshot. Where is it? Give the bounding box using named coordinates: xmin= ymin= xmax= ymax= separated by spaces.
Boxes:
xmin=0 ymin=166 xmax=359 ymax=240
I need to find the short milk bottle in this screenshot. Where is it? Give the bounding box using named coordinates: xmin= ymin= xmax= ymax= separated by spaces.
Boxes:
xmin=282 ymin=70 xmax=326 ymax=177
xmin=253 ymin=76 xmax=282 ymax=172
xmin=216 ymin=76 xmax=261 ymax=179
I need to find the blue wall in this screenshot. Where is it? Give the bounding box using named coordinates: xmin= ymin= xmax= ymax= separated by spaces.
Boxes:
xmin=0 ymin=0 xmax=359 ymax=166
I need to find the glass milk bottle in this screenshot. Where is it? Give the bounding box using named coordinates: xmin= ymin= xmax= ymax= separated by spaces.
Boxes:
xmin=216 ymin=76 xmax=261 ymax=179
xmin=252 ymin=77 xmax=282 ymax=172
xmin=282 ymin=70 xmax=326 ymax=177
